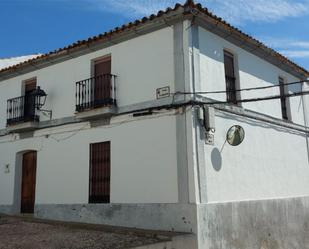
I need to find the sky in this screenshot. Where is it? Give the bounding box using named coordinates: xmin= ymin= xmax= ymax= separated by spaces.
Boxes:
xmin=0 ymin=0 xmax=309 ymax=70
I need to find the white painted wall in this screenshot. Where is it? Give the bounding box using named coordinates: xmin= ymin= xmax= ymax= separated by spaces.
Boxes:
xmin=202 ymin=110 xmax=309 ymax=203
xmin=0 ymin=114 xmax=178 ymax=205
xmin=193 ymin=26 xmax=309 ymax=203
xmin=0 ymin=27 xmax=174 ymax=129
xmin=198 ymin=27 xmax=305 ymax=125
xmin=0 ymin=22 xmax=308 ymax=208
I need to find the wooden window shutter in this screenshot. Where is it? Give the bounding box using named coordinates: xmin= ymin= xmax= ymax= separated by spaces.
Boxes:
xmin=24 ymin=78 xmax=37 ymax=121
xmin=224 ymin=51 xmax=237 ymax=104
xmin=279 ymin=77 xmax=289 ymax=120
xmin=94 ymin=57 xmax=112 ymax=105
xmin=89 ymin=141 xmax=111 ymax=203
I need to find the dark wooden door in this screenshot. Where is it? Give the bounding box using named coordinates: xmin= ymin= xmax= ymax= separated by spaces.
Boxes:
xmin=89 ymin=142 xmax=110 ymax=203
xmin=94 ymin=58 xmax=111 ymax=106
xmin=24 ymin=79 xmax=37 ymax=121
xmin=21 ymin=151 xmax=37 ymax=213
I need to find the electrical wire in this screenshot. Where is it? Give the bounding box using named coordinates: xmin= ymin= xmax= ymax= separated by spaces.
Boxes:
xmin=1 ymin=81 xmax=308 ymax=143
xmin=172 ymin=79 xmax=309 ymax=96
xmin=198 ymin=90 xmax=309 ymax=106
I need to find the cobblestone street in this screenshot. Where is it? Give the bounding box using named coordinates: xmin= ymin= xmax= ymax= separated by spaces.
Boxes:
xmin=0 ymin=215 xmax=168 ymax=249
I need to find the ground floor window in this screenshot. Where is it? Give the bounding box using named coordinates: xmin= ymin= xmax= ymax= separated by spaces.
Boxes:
xmin=89 ymin=141 xmax=111 ymax=203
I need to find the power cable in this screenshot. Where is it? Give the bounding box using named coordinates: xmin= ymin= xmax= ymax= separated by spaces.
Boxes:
xmin=172 ymin=79 xmax=308 ymax=96
xmin=189 ymin=90 xmax=309 ymax=106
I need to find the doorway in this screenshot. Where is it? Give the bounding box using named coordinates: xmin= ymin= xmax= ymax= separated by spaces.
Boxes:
xmin=21 ymin=151 xmax=37 ymax=213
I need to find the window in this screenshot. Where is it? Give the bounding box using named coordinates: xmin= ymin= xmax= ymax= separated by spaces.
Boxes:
xmin=224 ymin=51 xmax=237 ymax=104
xmin=76 ymin=56 xmax=115 ymax=112
xmin=89 ymin=141 xmax=111 ymax=203
xmin=279 ymin=77 xmax=290 ymax=120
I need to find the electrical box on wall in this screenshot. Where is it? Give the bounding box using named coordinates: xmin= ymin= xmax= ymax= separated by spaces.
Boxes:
xmin=198 ymin=105 xmax=216 ymax=145
xmin=205 ymin=133 xmax=215 ymax=145
xmin=203 ymin=106 xmax=215 ymax=132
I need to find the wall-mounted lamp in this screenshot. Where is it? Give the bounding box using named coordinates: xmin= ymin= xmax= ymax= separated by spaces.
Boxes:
xmin=32 ymin=86 xmax=52 ymax=119
xmin=32 ymin=86 xmax=47 ymax=108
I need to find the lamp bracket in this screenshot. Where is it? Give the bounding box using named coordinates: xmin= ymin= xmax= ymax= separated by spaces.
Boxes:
xmin=38 ymin=108 xmax=53 ymax=120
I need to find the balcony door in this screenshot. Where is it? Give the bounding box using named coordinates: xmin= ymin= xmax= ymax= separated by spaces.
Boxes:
xmin=24 ymin=79 xmax=37 ymax=121
xmin=21 ymin=151 xmax=37 ymax=213
xmin=94 ymin=57 xmax=111 ymax=107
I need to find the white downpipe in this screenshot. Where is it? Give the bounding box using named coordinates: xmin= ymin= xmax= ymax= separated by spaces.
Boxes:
xmin=302 ymin=78 xmax=309 ymax=163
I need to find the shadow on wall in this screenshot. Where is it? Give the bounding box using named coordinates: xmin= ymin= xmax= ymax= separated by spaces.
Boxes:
xmin=211 ymin=148 xmax=222 ymax=172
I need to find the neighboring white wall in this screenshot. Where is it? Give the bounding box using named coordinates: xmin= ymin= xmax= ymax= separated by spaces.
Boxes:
xmin=198 ymin=27 xmax=305 ymax=125
xmin=0 ymin=27 xmax=174 ymax=129
xmin=0 ymin=114 xmax=178 ymax=205
xmin=203 ymin=110 xmax=309 ymax=203
xmin=0 ymin=55 xmax=41 ymax=70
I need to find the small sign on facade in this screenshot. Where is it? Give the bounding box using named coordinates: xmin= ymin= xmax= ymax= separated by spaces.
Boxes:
xmin=156 ymin=86 xmax=170 ymax=99
xmin=4 ymin=164 xmax=10 ymax=174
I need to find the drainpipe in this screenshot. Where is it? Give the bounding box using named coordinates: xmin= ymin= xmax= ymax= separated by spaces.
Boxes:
xmin=302 ymin=78 xmax=309 ymax=163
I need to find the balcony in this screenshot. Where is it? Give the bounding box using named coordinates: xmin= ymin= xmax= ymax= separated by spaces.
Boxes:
xmin=7 ymin=95 xmax=39 ymax=132
xmin=75 ymin=74 xmax=117 ymax=119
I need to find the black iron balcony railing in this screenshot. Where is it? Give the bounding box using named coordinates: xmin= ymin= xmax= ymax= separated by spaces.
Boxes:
xmin=75 ymin=74 xmax=117 ymax=112
xmin=7 ymin=95 xmax=39 ymax=126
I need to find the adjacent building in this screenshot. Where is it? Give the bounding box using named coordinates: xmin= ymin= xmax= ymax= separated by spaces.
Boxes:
xmin=0 ymin=1 xmax=308 ymax=248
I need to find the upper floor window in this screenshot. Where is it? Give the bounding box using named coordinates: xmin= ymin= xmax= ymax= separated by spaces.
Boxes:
xmin=279 ymin=76 xmax=290 ymax=120
xmin=224 ymin=50 xmax=237 ymax=105
xmin=75 ymin=55 xmax=116 ymax=113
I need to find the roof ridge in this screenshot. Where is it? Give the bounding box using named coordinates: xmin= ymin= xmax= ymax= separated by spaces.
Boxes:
xmin=184 ymin=0 xmax=195 ymax=6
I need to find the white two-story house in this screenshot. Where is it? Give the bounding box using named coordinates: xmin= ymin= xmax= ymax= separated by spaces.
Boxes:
xmin=0 ymin=1 xmax=308 ymax=248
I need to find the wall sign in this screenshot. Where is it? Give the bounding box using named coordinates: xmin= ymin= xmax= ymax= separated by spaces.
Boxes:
xmin=156 ymin=86 xmax=170 ymax=99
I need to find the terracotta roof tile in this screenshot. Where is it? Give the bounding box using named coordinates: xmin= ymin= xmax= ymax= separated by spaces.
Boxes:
xmin=0 ymin=0 xmax=307 ymax=78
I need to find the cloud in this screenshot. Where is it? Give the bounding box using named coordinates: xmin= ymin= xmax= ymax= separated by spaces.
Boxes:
xmin=258 ymin=37 xmax=309 ymax=59
xmin=279 ymin=50 xmax=309 ymax=58
xmin=83 ymin=0 xmax=179 ymax=17
xmin=205 ymin=0 xmax=309 ymax=25
xmin=81 ymin=0 xmax=309 ymax=25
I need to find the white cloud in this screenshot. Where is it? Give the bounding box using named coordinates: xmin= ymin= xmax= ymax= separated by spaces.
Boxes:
xmin=279 ymin=50 xmax=309 ymax=58
xmin=259 ymin=37 xmax=309 ymax=49
xmin=258 ymin=37 xmax=309 ymax=59
xmin=205 ymin=0 xmax=309 ymax=25
xmin=84 ymin=0 xmax=179 ymax=17
xmin=81 ymin=0 xmax=309 ymax=25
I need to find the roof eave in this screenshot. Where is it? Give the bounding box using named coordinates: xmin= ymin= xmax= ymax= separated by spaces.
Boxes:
xmin=0 ymin=2 xmax=307 ymax=82
xmin=0 ymin=7 xmax=187 ymax=82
